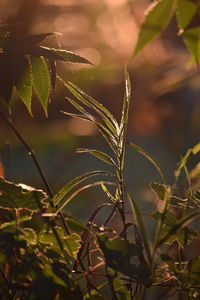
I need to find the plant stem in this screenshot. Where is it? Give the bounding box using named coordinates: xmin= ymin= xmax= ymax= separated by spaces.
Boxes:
xmin=0 ymin=111 xmax=70 ymax=235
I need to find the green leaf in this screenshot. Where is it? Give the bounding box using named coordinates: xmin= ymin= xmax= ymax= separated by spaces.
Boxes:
xmin=62 ymin=79 xmax=119 ymax=135
xmin=134 ymin=0 xmax=175 ymax=56
xmin=156 ymin=209 xmax=200 ymax=247
xmin=63 ymin=97 xmax=118 ymax=149
xmin=176 ymin=0 xmax=198 ymax=30
xmin=67 ymin=217 xmax=86 ymax=233
xmin=175 ymin=142 xmax=200 ymax=182
xmin=52 ymin=170 xmax=114 ymax=206
xmin=0 ymin=215 xmax=32 ymax=230
xmin=39 ymin=226 xmax=80 ymax=257
xmin=150 ymin=182 xmax=170 ymax=200
xmin=49 ymin=59 xmax=57 ymax=96
xmin=46 ymin=48 xmax=92 ymax=64
xmin=0 ymin=177 xmax=47 ymax=211
xmin=13 ymin=56 xmax=32 ymax=115
xmin=101 ymin=183 xmax=116 ymax=202
xmin=98 ymin=234 xmax=141 ymax=277
xmin=30 ymin=56 xmax=50 ymax=116
xmin=182 ymin=27 xmax=200 ymax=62
xmin=77 ymin=148 xmax=116 ymax=166
xmin=127 ymin=193 xmax=152 ymax=263
xmin=129 ymin=142 xmax=165 ymax=183
xmin=56 ymin=181 xmax=115 ymax=213
xmin=120 ymin=68 xmax=131 ymax=132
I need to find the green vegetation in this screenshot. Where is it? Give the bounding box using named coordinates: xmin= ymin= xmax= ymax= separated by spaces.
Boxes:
xmin=0 ymin=0 xmax=200 ymax=299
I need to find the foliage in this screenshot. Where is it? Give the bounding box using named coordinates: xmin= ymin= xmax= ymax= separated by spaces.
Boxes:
xmin=0 ymin=0 xmax=200 ymax=299
xmin=134 ymin=0 xmax=200 ymax=63
xmin=0 ymin=27 xmax=91 ymax=115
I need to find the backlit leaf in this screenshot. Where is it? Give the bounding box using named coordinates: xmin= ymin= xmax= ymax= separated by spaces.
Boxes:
xmin=52 ymin=170 xmax=114 ymax=206
xmin=176 ymin=0 xmax=197 ymax=30
xmin=47 ymin=48 xmax=92 ymax=64
xmin=77 ymin=148 xmax=116 ymax=166
xmin=182 ymin=27 xmax=200 ymax=62
xmin=134 ymin=0 xmax=175 ymax=55
xmin=150 ymin=182 xmax=170 ymax=200
xmin=0 ymin=177 xmax=47 ymax=211
xmin=30 ymin=56 xmax=50 ymax=116
xmin=13 ymin=56 xmax=32 ymax=115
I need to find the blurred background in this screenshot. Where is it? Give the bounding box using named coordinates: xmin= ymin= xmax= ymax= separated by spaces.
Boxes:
xmin=0 ymin=0 xmax=199 ymax=223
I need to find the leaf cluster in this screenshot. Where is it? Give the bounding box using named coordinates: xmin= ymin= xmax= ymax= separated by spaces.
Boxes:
xmin=134 ymin=0 xmax=200 ymax=63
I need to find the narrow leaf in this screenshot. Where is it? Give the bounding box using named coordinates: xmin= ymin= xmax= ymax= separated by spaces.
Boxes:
xmin=53 ymin=171 xmax=114 ymax=206
xmin=127 ymin=193 xmax=151 ymax=263
xmin=101 ymin=183 xmax=116 ymax=202
xmin=175 ymin=142 xmax=200 ymax=182
xmin=30 ymin=56 xmax=50 ymax=116
xmin=65 ymin=80 xmax=119 ymax=135
xmin=129 ymin=142 xmax=165 ymax=183
xmin=150 ymin=182 xmax=170 ymax=200
xmin=56 ymin=181 xmax=115 ymax=213
xmin=134 ymin=0 xmax=175 ymax=55
xmin=64 ymin=97 xmax=118 ymax=149
xmin=77 ymin=148 xmax=116 ymax=167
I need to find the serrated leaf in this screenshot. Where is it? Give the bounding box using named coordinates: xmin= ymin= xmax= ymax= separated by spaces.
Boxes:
xmin=129 ymin=142 xmax=165 ymax=183
xmin=49 ymin=59 xmax=57 ymax=96
xmin=12 ymin=55 xmax=32 ymax=115
xmin=127 ymin=193 xmax=151 ymax=263
xmin=0 ymin=177 xmax=47 ymax=211
xmin=39 ymin=226 xmax=80 ymax=257
xmin=47 ymin=48 xmax=92 ymax=64
xmin=77 ymin=148 xmax=116 ymax=166
xmin=30 ymin=56 xmax=50 ymax=116
xmin=176 ymin=0 xmax=198 ymax=30
xmin=65 ymin=233 xmax=81 ymax=258
xmin=29 ymin=46 xmax=92 ymax=65
xmin=52 ymin=170 xmax=114 ymax=206
xmin=134 ymin=0 xmax=175 ymax=56
xmin=150 ymin=182 xmax=170 ymax=200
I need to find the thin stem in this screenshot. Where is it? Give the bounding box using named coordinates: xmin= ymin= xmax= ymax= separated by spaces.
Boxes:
xmin=0 ymin=111 xmax=70 ymax=235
